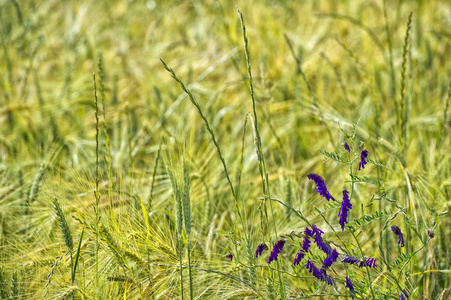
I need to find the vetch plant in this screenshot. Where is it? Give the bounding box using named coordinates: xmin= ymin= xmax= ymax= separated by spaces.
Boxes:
xmin=222 ymin=121 xmax=443 ymax=299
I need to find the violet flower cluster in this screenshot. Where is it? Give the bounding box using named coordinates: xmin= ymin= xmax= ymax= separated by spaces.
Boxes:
xmin=345 ymin=276 xmax=354 ymax=292
xmin=400 ymin=289 xmax=409 ymax=300
xmin=267 ymin=239 xmax=285 ymax=264
xmin=341 ymin=255 xmax=377 ymax=268
xmin=391 ymin=225 xmax=405 ymax=248
xmin=255 ymin=242 xmax=268 ymax=258
xmin=338 ymin=189 xmax=352 ymax=230
xmin=293 ymin=225 xmax=339 ymax=285
xmin=305 ymin=260 xmax=335 ymax=285
xmin=293 ymin=228 xmax=312 ymax=266
xmin=323 ymin=248 xmax=339 ymax=268
xmin=307 ymin=173 xmax=335 ymax=201
xmin=342 ymin=141 xmax=350 ymax=152
xmin=223 ymin=253 xmax=233 ymax=261
xmin=358 ymin=149 xmax=369 ymax=171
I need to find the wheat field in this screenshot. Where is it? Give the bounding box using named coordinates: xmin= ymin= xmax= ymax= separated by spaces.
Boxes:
xmin=0 ymin=0 xmax=450 ymax=299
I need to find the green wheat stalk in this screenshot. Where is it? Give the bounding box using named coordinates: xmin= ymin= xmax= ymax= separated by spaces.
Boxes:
xmin=399 ymin=12 xmax=413 ymax=154
xmin=98 ymin=55 xmax=114 ymax=208
xmin=159 ymin=59 xmax=240 ymax=216
xmin=237 ymin=6 xmax=285 ymax=298
xmin=168 ymin=167 xmax=184 ymax=299
xmin=182 ymin=158 xmax=193 ymax=300
xmin=52 ymin=197 xmax=75 ymax=298
xmin=93 ymin=72 xmax=100 ymax=299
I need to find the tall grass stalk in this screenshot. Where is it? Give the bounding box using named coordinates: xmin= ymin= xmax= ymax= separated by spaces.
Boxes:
xmin=168 ymin=167 xmax=184 ymax=299
xmin=97 ymin=56 xmax=114 ymax=208
xmin=182 ymin=158 xmax=193 ymax=300
xmin=159 ymin=59 xmax=241 ymax=218
xmin=93 ymin=72 xmax=100 ymax=299
xmin=383 ymin=0 xmax=396 ymax=99
xmin=237 ymin=7 xmax=285 ymax=298
xmin=399 ymin=12 xmax=413 ymax=155
xmin=149 ymin=142 xmax=162 ymax=210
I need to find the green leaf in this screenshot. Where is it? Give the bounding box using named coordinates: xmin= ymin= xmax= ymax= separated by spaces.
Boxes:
xmin=347 ymin=209 xmax=392 ymax=231
xmin=320 ymin=149 xmax=348 ymax=164
xmin=366 ymin=157 xmax=389 ymax=169
xmin=351 ymin=175 xmax=382 ymax=187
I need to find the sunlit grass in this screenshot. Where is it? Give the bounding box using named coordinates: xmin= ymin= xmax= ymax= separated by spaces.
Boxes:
xmin=0 ymin=0 xmax=450 ymax=299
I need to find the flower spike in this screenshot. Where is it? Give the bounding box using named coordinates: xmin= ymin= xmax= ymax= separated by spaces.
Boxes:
xmin=338 ymin=190 xmax=352 ymax=230
xmin=267 ymin=239 xmax=285 ymax=264
xmin=391 ymin=225 xmax=405 ymax=247
xmin=255 ymin=242 xmax=268 ymax=258
xmin=307 ymin=173 xmax=335 ymax=201
xmin=358 ymin=149 xmax=369 ymax=171
xmin=342 ymin=142 xmax=350 ymax=152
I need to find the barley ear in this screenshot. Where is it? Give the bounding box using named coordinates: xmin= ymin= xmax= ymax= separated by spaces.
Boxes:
xmin=52 ymin=197 xmax=73 ymax=252
xmin=167 ymin=167 xmax=183 ymax=236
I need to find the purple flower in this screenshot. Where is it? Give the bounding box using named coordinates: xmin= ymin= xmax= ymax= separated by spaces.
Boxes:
xmin=323 ymin=270 xmax=335 ymax=285
xmin=304 ymin=227 xmax=314 ymax=237
xmin=343 ymin=142 xmax=350 ymax=152
xmin=314 ymin=233 xmax=331 ymax=255
xmin=302 ymin=235 xmax=311 ymax=253
xmin=342 ymin=256 xmax=377 ymax=268
xmin=307 ymin=173 xmax=335 ymax=201
xmin=359 ymin=257 xmax=377 ymax=268
xmin=358 ymin=149 xmax=369 ymax=171
xmin=267 ymin=239 xmax=285 ymax=264
xmin=305 ymin=260 xmax=324 ymax=280
xmin=323 ymin=248 xmax=339 ymax=268
xmin=223 ymin=253 xmax=233 ymax=261
xmin=345 ymin=276 xmax=354 ymax=291
xmin=293 ymin=249 xmax=306 ymax=266
xmin=255 ymin=242 xmax=268 ymax=258
xmin=391 ymin=225 xmax=405 ymax=247
xmin=341 ymin=255 xmax=360 ymax=265
xmin=427 ymin=229 xmax=434 ymax=239
xmin=294 ymin=234 xmax=312 ymax=266
xmin=400 ymin=289 xmax=409 ymax=299
xmin=304 ymin=224 xmax=330 ymax=254
xmin=305 ymin=261 xmax=335 ymax=285
xmin=310 ymin=224 xmax=324 ymax=237
xmin=338 ymin=190 xmax=352 ymax=231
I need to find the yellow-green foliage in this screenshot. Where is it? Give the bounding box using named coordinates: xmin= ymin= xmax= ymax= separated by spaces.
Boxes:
xmin=0 ymin=0 xmax=449 ymax=299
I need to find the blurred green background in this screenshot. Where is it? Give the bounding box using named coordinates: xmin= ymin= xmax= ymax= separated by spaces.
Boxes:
xmin=0 ymin=0 xmax=450 ymax=299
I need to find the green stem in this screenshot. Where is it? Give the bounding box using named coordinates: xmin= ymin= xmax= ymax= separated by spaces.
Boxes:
xmin=178 ymin=235 xmax=184 ymax=300
xmin=187 ymin=237 xmax=193 ymax=300
xmin=93 ymin=73 xmax=100 ymax=300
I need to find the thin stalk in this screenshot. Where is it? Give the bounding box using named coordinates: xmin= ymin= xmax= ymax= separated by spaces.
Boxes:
xmin=149 ymin=142 xmax=162 ymax=209
xmin=383 ymin=0 xmax=396 ymax=99
xmin=178 ymin=237 xmax=184 ymax=300
xmin=168 ymin=168 xmax=184 ymax=299
xmin=187 ymin=237 xmax=193 ymax=300
xmin=237 ymin=7 xmax=284 ymax=297
xmin=399 ymin=13 xmax=413 ymax=153
xmin=70 ymin=253 xmax=74 ymax=300
xmin=159 ymin=59 xmax=242 ymax=222
xmin=93 ymin=73 xmax=100 ymax=299
xmin=98 ymin=56 xmax=114 ymax=208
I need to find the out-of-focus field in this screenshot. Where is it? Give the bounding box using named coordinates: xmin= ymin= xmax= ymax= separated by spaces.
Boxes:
xmin=0 ymin=0 xmax=450 ymax=299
